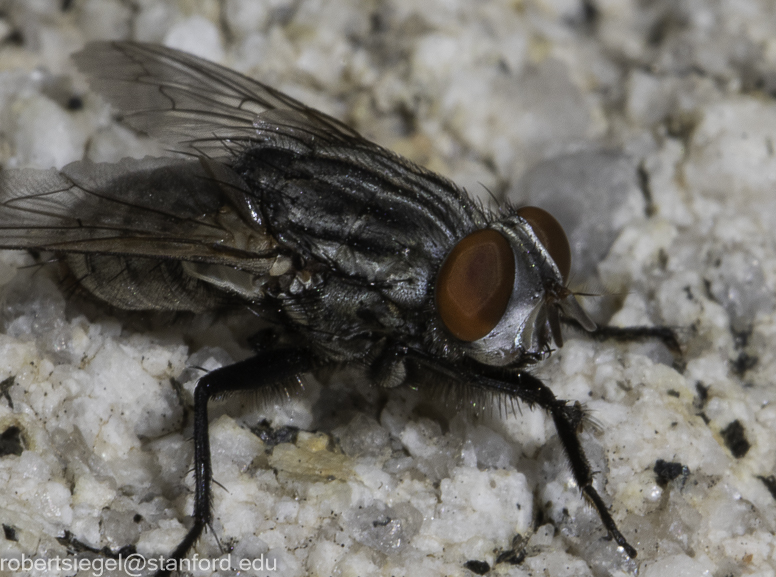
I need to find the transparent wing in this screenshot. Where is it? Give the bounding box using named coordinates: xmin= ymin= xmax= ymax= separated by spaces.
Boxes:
xmin=73 ymin=41 xmax=367 ymax=158
xmin=0 ymin=157 xmax=275 ymax=272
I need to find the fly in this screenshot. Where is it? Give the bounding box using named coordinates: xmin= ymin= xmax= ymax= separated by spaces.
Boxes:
xmin=0 ymin=42 xmax=678 ymax=574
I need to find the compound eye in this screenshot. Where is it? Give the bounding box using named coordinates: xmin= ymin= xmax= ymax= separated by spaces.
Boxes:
xmin=516 ymin=206 xmax=571 ymax=282
xmin=436 ymin=229 xmax=515 ymax=342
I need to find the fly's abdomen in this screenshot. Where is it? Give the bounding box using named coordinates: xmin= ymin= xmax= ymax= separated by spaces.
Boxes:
xmin=0 ymin=156 xmax=284 ymax=312
xmin=65 ymin=253 xmax=227 ymax=312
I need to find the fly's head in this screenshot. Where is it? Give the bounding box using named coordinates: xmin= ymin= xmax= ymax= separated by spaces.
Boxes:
xmin=435 ymin=206 xmax=596 ymax=367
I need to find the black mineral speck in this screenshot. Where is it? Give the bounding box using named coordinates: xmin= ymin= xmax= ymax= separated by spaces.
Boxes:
xmin=3 ymin=524 xmax=17 ymax=541
xmin=464 ymin=559 xmax=491 ymax=575
xmin=654 ymin=459 xmax=688 ymax=486
xmin=4 ymin=29 xmax=23 ymax=46
xmin=496 ymin=549 xmax=526 ymax=565
xmin=732 ymin=352 xmax=758 ymax=376
xmin=758 ymin=475 xmax=776 ymax=500
xmin=582 ymin=0 xmax=599 ymax=26
xmin=251 ymin=419 xmax=299 ymax=449
xmin=0 ymin=376 xmax=14 ymax=409
xmin=721 ymin=420 xmax=751 ymax=458
xmin=57 ymin=530 xmax=136 ymax=558
xmin=372 ymin=515 xmax=391 ymax=527
xmin=0 ymin=426 xmax=23 ymax=457
xmin=694 ymin=382 xmax=709 ymax=409
xmin=66 ymin=96 xmax=83 ymax=111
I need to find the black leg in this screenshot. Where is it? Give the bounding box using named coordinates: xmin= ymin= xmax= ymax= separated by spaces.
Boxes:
xmin=483 ymin=369 xmax=636 ymax=557
xmin=409 ymin=353 xmax=637 ymax=558
xmin=547 ymin=395 xmax=637 ymax=557
xmin=156 ymin=348 xmax=313 ymax=577
xmin=590 ymin=325 xmax=680 ymax=356
xmin=564 ymin=318 xmax=681 ymax=356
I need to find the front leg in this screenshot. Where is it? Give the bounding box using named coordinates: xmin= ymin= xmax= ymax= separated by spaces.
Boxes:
xmin=159 ymin=348 xmax=313 ymax=577
xmin=564 ymin=317 xmax=681 ymax=356
xmin=408 ymin=353 xmax=636 ymax=558
xmin=486 ymin=370 xmax=636 ymax=557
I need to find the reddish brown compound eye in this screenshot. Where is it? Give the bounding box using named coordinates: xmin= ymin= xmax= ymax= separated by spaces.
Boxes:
xmin=516 ymin=206 xmax=571 ymax=282
xmin=436 ymin=229 xmax=515 ymax=342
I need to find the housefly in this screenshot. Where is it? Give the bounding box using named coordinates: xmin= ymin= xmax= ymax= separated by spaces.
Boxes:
xmin=0 ymin=42 xmax=677 ymax=573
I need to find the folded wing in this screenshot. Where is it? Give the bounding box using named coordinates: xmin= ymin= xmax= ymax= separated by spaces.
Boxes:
xmin=0 ymin=156 xmax=274 ymax=271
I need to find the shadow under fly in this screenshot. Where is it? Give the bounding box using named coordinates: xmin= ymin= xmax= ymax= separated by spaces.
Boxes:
xmin=0 ymin=42 xmax=679 ymax=575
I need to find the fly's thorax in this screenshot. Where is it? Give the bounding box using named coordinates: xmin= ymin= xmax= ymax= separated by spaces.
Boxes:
xmin=433 ymin=207 xmax=594 ymax=367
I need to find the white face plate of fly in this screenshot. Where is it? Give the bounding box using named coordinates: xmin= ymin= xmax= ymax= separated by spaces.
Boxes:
xmin=462 ymin=219 xmax=563 ymax=366
xmin=461 ymin=215 xmax=595 ymax=367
